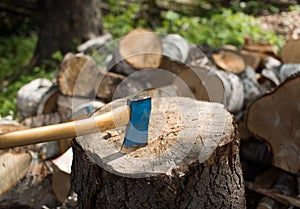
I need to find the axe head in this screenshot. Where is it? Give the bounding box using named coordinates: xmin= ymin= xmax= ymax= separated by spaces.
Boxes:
xmin=121 ymin=95 xmax=151 ymax=153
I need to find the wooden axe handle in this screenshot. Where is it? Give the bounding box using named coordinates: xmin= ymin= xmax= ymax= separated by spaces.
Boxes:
xmin=0 ymin=106 xmax=130 ymax=149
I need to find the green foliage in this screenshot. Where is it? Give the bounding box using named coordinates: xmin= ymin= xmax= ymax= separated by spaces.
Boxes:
xmin=289 ymin=5 xmax=300 ymax=11
xmin=0 ymin=67 xmax=55 ymax=118
xmin=157 ymin=10 xmax=285 ymax=50
xmin=103 ymin=0 xmax=149 ymax=38
xmin=0 ymin=35 xmax=37 ymax=80
xmin=103 ymin=2 xmax=285 ymax=50
xmin=0 ymin=35 xmax=56 ymax=118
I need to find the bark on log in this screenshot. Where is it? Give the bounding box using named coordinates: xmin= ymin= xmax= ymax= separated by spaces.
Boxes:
xmin=71 ymin=97 xmax=245 ymax=209
xmin=16 ymin=78 xmax=53 ymax=118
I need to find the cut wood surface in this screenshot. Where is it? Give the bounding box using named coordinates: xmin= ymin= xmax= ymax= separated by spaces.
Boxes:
xmin=280 ymin=39 xmax=300 ymax=63
xmin=119 ymin=29 xmax=162 ymax=69
xmin=240 ymin=50 xmax=261 ymax=71
xmin=57 ymin=53 xmax=102 ymax=97
xmin=212 ymin=50 xmax=246 ymax=74
xmin=246 ymin=75 xmax=300 ymax=173
xmin=71 ymin=97 xmax=245 ymax=208
xmin=0 ymin=158 xmax=58 ymax=208
xmin=0 ymin=152 xmax=32 ymax=196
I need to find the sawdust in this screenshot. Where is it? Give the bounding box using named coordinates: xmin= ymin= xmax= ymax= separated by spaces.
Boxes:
xmin=103 ymin=108 xmax=182 ymax=158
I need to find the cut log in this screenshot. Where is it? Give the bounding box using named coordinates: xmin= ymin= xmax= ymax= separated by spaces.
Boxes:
xmin=52 ymin=148 xmax=73 ymax=203
xmin=57 ymin=53 xmax=102 ymax=97
xmin=240 ymin=50 xmax=261 ymax=71
xmin=0 ymin=158 xmax=58 ymax=209
xmin=176 ymin=66 xmax=244 ymax=113
xmin=280 ymin=39 xmax=300 ymax=63
xmin=36 ymin=84 xmax=59 ymax=115
xmin=242 ymin=43 xmax=277 ymax=56
xmin=71 ymin=97 xmax=245 ymax=209
xmin=16 ymin=78 xmax=53 ymax=118
xmin=279 ymin=64 xmax=300 ymax=82
xmin=239 ymin=66 xmax=263 ymax=105
xmin=0 ymin=152 xmax=32 ymax=196
xmin=96 ymin=72 xmax=125 ymax=102
xmin=246 ymin=75 xmax=300 ymax=174
xmin=161 ymin=34 xmax=189 ymax=63
xmin=23 ymin=112 xmax=63 ymax=128
xmin=212 ymin=50 xmax=246 ymax=74
xmin=119 ymin=29 xmax=162 ymax=69
xmin=57 ymin=94 xmax=103 ymax=119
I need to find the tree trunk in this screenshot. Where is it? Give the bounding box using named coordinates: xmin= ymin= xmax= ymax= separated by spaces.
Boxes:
xmin=34 ymin=0 xmax=102 ymax=64
xmin=71 ymin=97 xmax=246 ymax=209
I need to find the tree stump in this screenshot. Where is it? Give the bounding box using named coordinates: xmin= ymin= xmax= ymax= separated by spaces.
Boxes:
xmin=71 ymin=97 xmax=245 ymax=209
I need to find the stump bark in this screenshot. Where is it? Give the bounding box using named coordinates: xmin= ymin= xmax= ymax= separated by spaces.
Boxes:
xmin=71 ymin=97 xmax=245 ymax=209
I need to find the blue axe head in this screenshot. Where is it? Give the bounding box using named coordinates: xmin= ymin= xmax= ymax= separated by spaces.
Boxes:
xmin=121 ymin=95 xmax=151 ymax=152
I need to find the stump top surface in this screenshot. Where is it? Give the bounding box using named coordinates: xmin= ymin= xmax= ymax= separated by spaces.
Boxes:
xmin=76 ymin=97 xmax=235 ymax=177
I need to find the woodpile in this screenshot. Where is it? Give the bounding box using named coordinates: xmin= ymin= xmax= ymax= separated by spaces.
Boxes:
xmin=2 ymin=28 xmax=300 ymax=208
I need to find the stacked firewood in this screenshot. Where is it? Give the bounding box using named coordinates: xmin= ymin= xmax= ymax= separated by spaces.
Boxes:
xmin=1 ymin=28 xmax=300 ymax=208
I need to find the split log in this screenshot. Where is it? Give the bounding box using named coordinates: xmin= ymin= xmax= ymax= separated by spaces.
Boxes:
xmin=280 ymin=39 xmax=300 ymax=63
xmin=71 ymin=97 xmax=246 ymax=209
xmin=246 ymin=75 xmax=300 ymax=174
xmin=119 ymin=29 xmax=162 ymax=69
xmin=16 ymin=78 xmax=53 ymax=118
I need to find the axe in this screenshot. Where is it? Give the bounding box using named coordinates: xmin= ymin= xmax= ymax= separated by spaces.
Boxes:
xmin=0 ymin=95 xmax=151 ymax=151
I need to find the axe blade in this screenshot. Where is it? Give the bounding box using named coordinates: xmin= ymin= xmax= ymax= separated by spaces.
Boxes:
xmin=121 ymin=95 xmax=151 ymax=152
